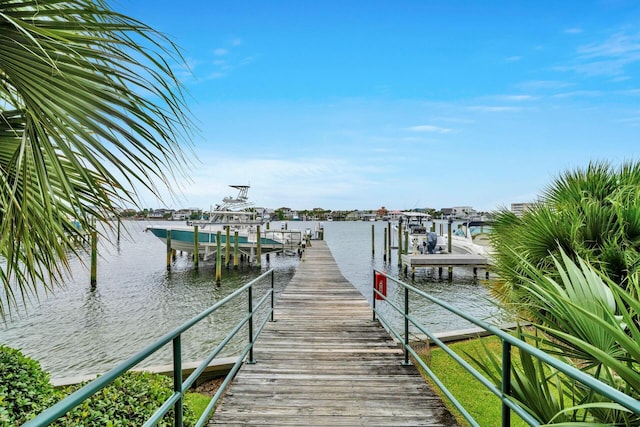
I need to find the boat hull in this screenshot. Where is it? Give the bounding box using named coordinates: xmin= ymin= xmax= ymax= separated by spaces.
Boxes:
xmin=146 ymin=226 xmax=302 ymax=254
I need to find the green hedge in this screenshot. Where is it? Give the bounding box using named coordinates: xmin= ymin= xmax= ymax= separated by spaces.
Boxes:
xmin=0 ymin=345 xmax=56 ymax=425
xmin=0 ymin=346 xmax=197 ymax=426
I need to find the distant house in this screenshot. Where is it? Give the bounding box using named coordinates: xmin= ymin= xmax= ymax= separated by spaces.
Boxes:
xmin=172 ymin=209 xmax=193 ymax=221
xmin=148 ymin=209 xmax=174 ymax=220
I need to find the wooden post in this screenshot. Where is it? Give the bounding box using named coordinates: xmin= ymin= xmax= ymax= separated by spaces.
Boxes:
xmin=387 ymin=221 xmax=392 ymax=256
xmin=383 ymin=227 xmax=387 ymax=261
xmin=233 ymin=230 xmax=239 ymax=269
xmin=256 ymin=225 xmax=262 ymax=268
xmin=90 ymin=229 xmax=97 ymax=287
xmin=371 ymin=224 xmax=375 ymax=256
xmin=166 ymin=229 xmax=172 ymax=271
xmin=225 ymin=226 xmax=230 ymax=267
xmin=397 ymin=221 xmax=403 ymax=267
xmin=193 ymin=225 xmax=199 ymax=270
xmin=404 ymin=230 xmax=409 ymax=254
xmin=448 ymin=266 xmax=453 ymax=281
xmin=447 ymin=221 xmax=452 ymax=254
xmin=216 ymin=231 xmax=222 ymax=283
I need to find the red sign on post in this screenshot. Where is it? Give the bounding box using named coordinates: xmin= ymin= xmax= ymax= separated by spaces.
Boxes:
xmin=374 ymin=272 xmax=387 ymax=300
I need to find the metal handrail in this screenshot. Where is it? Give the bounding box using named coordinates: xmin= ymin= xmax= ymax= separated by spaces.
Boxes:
xmin=372 ymin=269 xmax=640 ymax=426
xmin=25 ymin=269 xmax=276 ymax=427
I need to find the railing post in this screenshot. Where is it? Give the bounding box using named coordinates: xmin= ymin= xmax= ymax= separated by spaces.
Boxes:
xmin=403 ymin=285 xmax=410 ymax=365
xmin=248 ymin=284 xmax=255 ymax=364
xmin=372 ymin=271 xmax=377 ymax=322
xmin=270 ymin=269 xmax=275 ymax=322
xmin=502 ymin=340 xmax=512 ymax=427
xmin=172 ymin=336 xmax=183 ymax=427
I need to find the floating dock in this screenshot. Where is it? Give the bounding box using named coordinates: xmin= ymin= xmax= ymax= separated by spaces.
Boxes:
xmin=401 ymin=253 xmax=490 ymax=280
xmin=209 ymin=240 xmax=457 ymax=426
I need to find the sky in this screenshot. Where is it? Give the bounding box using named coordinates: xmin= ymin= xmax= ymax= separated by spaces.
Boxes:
xmin=117 ymin=0 xmax=640 ymax=212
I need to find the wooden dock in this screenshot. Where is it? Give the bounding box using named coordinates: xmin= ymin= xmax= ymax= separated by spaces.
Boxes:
xmin=209 ymin=240 xmax=457 ymax=426
xmin=401 ymin=253 xmax=490 ymax=280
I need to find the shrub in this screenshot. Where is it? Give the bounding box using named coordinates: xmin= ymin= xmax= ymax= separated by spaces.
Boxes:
xmin=0 ymin=345 xmax=56 ymax=425
xmin=54 ymin=371 xmax=196 ymax=426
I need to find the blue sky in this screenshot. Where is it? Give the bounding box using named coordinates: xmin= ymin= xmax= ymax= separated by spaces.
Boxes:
xmin=119 ymin=0 xmax=640 ymax=212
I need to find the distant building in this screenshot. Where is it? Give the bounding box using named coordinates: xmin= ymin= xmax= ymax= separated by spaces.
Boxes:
xmin=148 ymin=208 xmax=174 ymax=219
xmin=172 ymin=209 xmax=193 ymax=221
xmin=511 ymin=202 xmax=534 ymax=217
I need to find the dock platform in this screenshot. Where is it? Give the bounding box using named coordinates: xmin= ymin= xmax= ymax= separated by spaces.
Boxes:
xmin=209 ymin=240 xmax=457 ymax=426
xmin=401 ymin=253 xmax=490 ymax=280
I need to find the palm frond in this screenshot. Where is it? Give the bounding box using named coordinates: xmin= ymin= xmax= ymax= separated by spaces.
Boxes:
xmin=0 ymin=0 xmax=194 ymax=317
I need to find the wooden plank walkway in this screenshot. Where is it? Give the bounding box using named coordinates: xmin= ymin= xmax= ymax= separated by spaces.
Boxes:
xmin=209 ymin=240 xmax=458 ymax=426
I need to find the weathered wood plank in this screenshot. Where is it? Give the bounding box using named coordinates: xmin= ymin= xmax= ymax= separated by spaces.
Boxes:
xmin=208 ymin=241 xmax=458 ymax=426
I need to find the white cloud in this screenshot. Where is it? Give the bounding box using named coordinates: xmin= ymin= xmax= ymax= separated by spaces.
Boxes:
xmin=494 ymin=95 xmax=537 ymax=101
xmin=467 ymin=106 xmax=522 ymax=112
xmin=517 ymin=80 xmax=574 ymax=92
xmin=564 ymin=28 xmax=583 ymax=34
xmin=578 ymin=32 xmax=640 ymax=58
xmin=505 ymin=56 xmax=523 ymax=62
xmin=557 ymin=32 xmax=640 ymax=77
xmin=213 ymin=48 xmax=228 ymax=56
xmin=406 ymin=125 xmax=452 ymax=133
xmin=551 ymin=90 xmax=603 ymax=98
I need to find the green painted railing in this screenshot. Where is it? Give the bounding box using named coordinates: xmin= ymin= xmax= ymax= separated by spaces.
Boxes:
xmin=24 ymin=269 xmax=276 ymax=427
xmin=372 ymin=269 xmax=640 ymax=427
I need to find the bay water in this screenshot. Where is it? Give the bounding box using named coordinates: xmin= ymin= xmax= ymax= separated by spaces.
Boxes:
xmin=0 ymin=220 xmax=507 ymax=381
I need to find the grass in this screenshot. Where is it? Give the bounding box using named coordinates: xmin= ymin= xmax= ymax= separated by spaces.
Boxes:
xmin=185 ymin=391 xmax=212 ymax=422
xmin=415 ymin=336 xmax=529 ymax=427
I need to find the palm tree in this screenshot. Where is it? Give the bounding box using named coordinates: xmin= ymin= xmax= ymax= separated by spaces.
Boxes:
xmin=474 ymin=251 xmax=640 ymax=425
xmin=479 ymin=161 xmax=640 ymax=424
xmin=489 ymin=161 xmax=640 ymax=311
xmin=0 ymin=0 xmax=193 ymax=318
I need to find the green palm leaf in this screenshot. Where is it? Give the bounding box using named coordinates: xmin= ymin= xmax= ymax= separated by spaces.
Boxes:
xmin=0 ymin=0 xmax=194 ymax=318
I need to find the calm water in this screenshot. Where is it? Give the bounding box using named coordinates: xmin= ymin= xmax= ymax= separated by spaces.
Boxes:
xmin=0 ymin=220 xmax=507 ymax=380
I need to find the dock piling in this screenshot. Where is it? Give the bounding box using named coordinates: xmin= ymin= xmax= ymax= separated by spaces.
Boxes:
xmin=166 ymin=230 xmax=172 ymax=271
xmin=216 ymin=231 xmax=222 ymax=283
xmin=383 ymin=227 xmax=387 ymax=261
xmin=256 ymin=225 xmax=262 ymax=268
xmin=193 ymin=225 xmax=199 ymax=270
xmin=233 ymin=231 xmax=239 ymax=269
xmin=90 ymin=229 xmax=97 ymax=288
xmin=371 ymin=224 xmax=375 ymax=256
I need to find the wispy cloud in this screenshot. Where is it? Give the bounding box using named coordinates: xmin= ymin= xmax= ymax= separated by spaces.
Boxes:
xmin=558 ymin=32 xmax=640 ymax=77
xmin=505 ymin=56 xmax=523 ymax=62
xmin=406 ymin=125 xmax=453 ymax=133
xmin=564 ymin=28 xmax=583 ymax=34
xmin=551 ymin=90 xmax=603 ymax=98
xmin=185 ymin=37 xmax=254 ymax=82
xmin=467 ymin=106 xmax=523 ymax=112
xmin=494 ymin=95 xmax=537 ymax=101
xmin=516 ymin=80 xmax=574 ymax=92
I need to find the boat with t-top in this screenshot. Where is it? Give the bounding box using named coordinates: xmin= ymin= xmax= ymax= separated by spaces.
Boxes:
xmin=146 ymin=185 xmax=303 ymax=260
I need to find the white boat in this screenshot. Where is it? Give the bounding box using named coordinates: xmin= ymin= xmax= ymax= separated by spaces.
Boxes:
xmin=444 ymin=221 xmax=493 ymax=256
xmin=395 ymin=212 xmax=446 ymax=254
xmin=146 ymin=185 xmax=303 ymax=258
